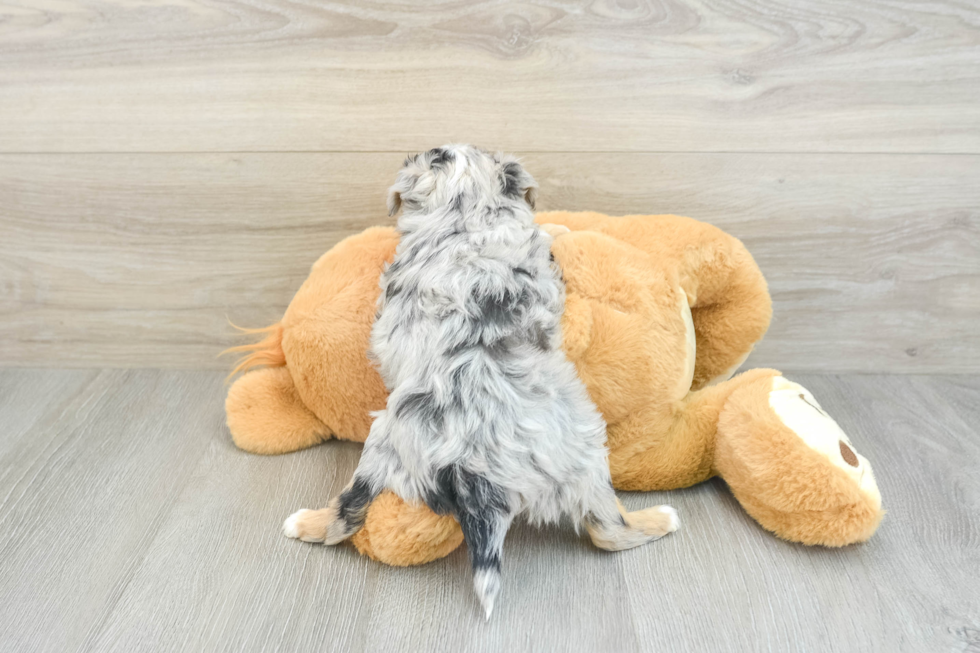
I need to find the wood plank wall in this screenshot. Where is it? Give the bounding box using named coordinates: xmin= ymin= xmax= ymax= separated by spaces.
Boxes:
xmin=1 ymin=0 xmax=978 ymax=372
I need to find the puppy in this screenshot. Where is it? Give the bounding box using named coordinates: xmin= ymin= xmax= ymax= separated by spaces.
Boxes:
xmin=284 ymin=145 xmax=678 ymax=618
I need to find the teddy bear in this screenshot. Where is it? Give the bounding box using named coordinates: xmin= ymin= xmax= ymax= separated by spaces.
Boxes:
xmin=225 ymin=211 xmax=884 ymax=566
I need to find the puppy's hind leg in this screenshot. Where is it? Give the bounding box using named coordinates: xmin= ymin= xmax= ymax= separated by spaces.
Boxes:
xmin=284 ymin=434 xmax=392 ymax=545
xmin=283 ymin=475 xmax=381 ymax=544
xmin=584 ymin=481 xmax=679 ymax=552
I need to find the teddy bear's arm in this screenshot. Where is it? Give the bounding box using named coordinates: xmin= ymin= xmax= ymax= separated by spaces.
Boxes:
xmin=535 ymin=212 xmax=772 ymax=390
xmin=687 ymin=240 xmax=772 ymax=389
xmin=600 ymin=214 xmax=771 ymax=390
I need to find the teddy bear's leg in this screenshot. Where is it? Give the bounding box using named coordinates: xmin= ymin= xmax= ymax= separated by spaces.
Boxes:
xmin=349 ymin=491 xmax=464 ymax=566
xmin=225 ymin=367 xmax=331 ymax=454
xmin=715 ymin=371 xmax=884 ymax=546
xmin=606 ymin=367 xmax=789 ymax=492
xmin=537 ymin=212 xmax=772 ymax=392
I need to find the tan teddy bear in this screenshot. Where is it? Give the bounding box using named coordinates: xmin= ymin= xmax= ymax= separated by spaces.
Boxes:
xmin=225 ymin=211 xmax=884 ymax=565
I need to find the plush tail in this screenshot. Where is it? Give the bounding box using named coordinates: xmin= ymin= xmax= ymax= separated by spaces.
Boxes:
xmin=220 ymin=321 xmax=286 ymax=381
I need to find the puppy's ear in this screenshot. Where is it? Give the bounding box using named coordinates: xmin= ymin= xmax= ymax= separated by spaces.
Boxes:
xmin=387 ymin=153 xmax=439 ymax=216
xmin=524 ymin=184 xmax=538 ymax=210
xmin=501 ymin=160 xmax=538 ymax=209
xmin=387 ymin=188 xmax=402 ymax=217
xmin=387 ymin=155 xmax=417 ymax=216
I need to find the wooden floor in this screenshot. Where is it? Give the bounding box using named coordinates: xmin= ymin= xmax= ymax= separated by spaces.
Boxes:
xmin=0 ymin=368 xmax=977 ymax=653
xmin=2 ymin=0 xmax=978 ymax=651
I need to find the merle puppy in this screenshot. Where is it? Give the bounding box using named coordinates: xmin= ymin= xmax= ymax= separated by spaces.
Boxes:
xmin=284 ymin=145 xmax=678 ymax=618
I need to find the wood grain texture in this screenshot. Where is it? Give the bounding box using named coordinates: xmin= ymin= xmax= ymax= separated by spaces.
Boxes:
xmin=0 ymin=0 xmax=978 ymax=153
xmin=2 ymin=152 xmax=977 ymax=372
xmin=0 ymin=369 xmax=223 ymax=653
xmin=624 ymin=373 xmax=980 ymax=652
xmin=0 ymin=369 xmax=977 ymax=652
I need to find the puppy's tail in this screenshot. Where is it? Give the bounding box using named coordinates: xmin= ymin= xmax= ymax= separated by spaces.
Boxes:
xmin=458 ymin=511 xmax=507 ymax=620
xmin=472 ymin=564 xmax=502 ymax=621
xmin=220 ymin=321 xmax=285 ymax=382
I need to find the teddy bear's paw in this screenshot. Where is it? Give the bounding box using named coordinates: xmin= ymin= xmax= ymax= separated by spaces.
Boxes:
xmin=283 ymin=508 xmax=330 ymax=543
xmin=768 ymin=377 xmax=882 ymax=510
xmin=539 ymin=223 xmax=571 ymax=238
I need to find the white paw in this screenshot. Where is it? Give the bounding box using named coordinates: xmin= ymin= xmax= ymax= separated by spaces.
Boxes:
xmin=283 ymin=509 xmax=311 ymax=539
xmin=660 ymin=505 xmax=680 ymax=532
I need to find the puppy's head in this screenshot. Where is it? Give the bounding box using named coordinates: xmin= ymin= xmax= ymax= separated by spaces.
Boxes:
xmin=387 ymin=145 xmax=537 ymax=217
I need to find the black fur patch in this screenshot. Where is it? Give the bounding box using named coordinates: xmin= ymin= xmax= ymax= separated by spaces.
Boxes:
xmin=501 ymin=162 xmax=523 ymax=199
xmin=449 ymin=193 xmax=464 ymax=213
xmin=477 ymin=291 xmax=511 ymax=325
xmin=385 ymin=281 xmax=402 ymax=301
xmin=448 ymin=364 xmax=467 ymax=406
xmin=426 ymin=466 xmax=459 ymax=514
xmin=425 ymin=466 xmax=508 ymax=517
xmin=395 ymin=391 xmax=442 ymax=424
xmin=473 ymin=287 xmax=529 ymax=326
xmin=458 ymin=511 xmax=502 ymax=571
xmin=461 ymin=468 xmax=509 ymax=514
xmin=484 ymin=337 xmax=512 ymax=360
xmin=429 ymin=147 xmax=453 ymax=168
xmin=337 ymin=478 xmax=374 ymax=527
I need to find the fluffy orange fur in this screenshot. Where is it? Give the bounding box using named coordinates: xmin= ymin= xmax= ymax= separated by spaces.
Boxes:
xmin=225 ymin=212 xmax=883 ymax=564
xmin=716 ymin=372 xmax=884 ymax=546
xmin=223 ymin=323 xmax=286 ymax=379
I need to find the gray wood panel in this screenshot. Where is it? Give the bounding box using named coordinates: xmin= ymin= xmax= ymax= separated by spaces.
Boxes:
xmin=0 ymin=369 xmax=977 ymax=652
xmin=623 ymin=373 xmax=980 ymax=652
xmin=0 ymin=0 xmax=978 ymax=153
xmin=0 ymin=370 xmax=223 ymax=653
xmin=0 ymin=369 xmax=96 ymax=461
xmin=2 ymin=153 xmax=977 ymax=372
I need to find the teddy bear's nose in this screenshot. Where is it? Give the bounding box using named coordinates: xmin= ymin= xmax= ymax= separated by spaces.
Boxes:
xmin=839 ymin=440 xmax=859 ymax=467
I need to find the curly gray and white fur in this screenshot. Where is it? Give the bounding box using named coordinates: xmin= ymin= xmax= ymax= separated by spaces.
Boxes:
xmin=284 ymin=145 xmax=678 ymax=619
